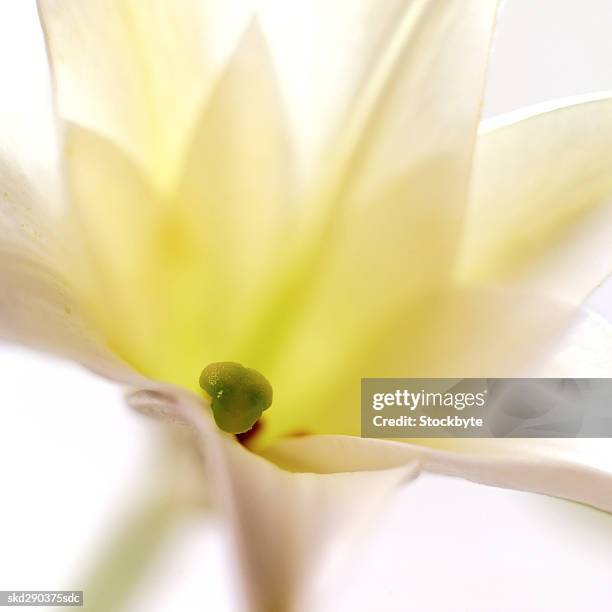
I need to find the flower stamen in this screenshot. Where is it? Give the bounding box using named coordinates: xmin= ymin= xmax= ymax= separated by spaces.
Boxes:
xmin=199 ymin=362 xmax=273 ymax=434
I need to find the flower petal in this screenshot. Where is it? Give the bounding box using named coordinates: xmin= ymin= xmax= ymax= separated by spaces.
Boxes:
xmin=221 ymin=2 xmax=500 ymax=434
xmin=61 ymin=123 xmax=179 ymax=378
xmin=0 ymin=7 xmax=147 ymax=385
xmin=251 ymin=0 xmax=500 ymax=309
xmin=532 ymin=306 xmax=612 ymax=377
xmin=127 ymin=387 xmax=418 ymax=612
xmin=0 ymin=112 xmax=61 ymax=257
xmin=0 ymin=246 xmax=141 ymax=385
xmin=257 ymin=0 xmax=498 ymax=200
xmin=0 ymin=1 xmax=61 ymax=260
xmin=262 ymin=436 xmax=612 ymax=514
xmin=0 ymin=112 xmax=141 ymax=384
xmin=37 ymin=0 xmax=252 ymax=188
xmin=261 ymin=307 xmax=612 ymax=513
xmin=58 ymin=21 xmax=295 ymax=388
xmin=175 ymin=21 xmax=295 ymax=337
xmin=459 ymin=94 xmax=612 ymax=303
xmin=253 ymin=285 xmax=578 ymax=443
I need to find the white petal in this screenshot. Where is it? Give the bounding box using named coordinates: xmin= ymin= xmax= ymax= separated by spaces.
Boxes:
xmin=0 ymin=3 xmax=61 ymax=244
xmin=54 ymin=24 xmax=295 ymax=387
xmin=257 ymin=0 xmax=499 ymax=198
xmin=0 ymin=115 xmax=57 ymax=251
xmin=0 ymin=105 xmax=65 ymax=254
xmin=261 ymin=308 xmax=612 ymax=513
xmin=127 ymin=387 xmax=418 ymax=612
xmin=0 ymin=245 xmax=140 ymax=384
xmin=262 ymin=435 xmax=612 ymax=514
xmin=0 ymin=112 xmax=140 ymax=384
xmin=459 ymin=94 xmax=612 ymax=303
xmin=175 ymin=22 xmax=295 ymax=334
xmin=257 ymin=0 xmax=499 ymax=310
xmin=37 ymin=0 xmax=253 ymax=188
xmin=0 ymin=7 xmax=143 ymax=385
xmin=251 ymin=285 xmax=582 ymax=443
xmin=223 ymin=2 xmax=501 ymax=429
xmin=532 ymin=306 xmax=612 ymax=377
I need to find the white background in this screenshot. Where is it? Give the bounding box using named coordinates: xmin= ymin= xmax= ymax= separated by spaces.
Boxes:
xmin=1 ymin=1 xmax=612 ymax=611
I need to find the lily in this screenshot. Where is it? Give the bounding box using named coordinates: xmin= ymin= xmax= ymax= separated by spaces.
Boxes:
xmin=1 ymin=0 xmax=612 ymax=609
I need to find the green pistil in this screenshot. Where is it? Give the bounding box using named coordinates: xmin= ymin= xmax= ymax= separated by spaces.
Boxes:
xmin=199 ymin=362 xmax=273 ymax=434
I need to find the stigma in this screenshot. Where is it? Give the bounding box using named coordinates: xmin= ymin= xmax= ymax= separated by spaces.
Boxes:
xmin=199 ymin=362 xmax=273 ymax=434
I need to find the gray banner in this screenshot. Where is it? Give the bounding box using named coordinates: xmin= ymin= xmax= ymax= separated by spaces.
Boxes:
xmin=361 ymin=378 xmax=612 ymax=438
xmin=0 ymin=591 xmax=83 ymax=607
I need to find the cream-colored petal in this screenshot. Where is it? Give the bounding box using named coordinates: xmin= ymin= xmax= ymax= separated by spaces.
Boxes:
xmin=175 ymin=22 xmax=294 ymax=348
xmin=127 ymin=387 xmax=417 ymax=612
xmin=62 ymin=123 xmax=177 ymax=378
xmin=251 ymin=285 xmax=579 ymax=444
xmin=0 ymin=10 xmax=143 ymax=384
xmin=261 ymin=307 xmax=612 ymax=513
xmin=262 ymin=436 xmax=612 ymax=514
xmin=0 ymin=112 xmax=63 ymax=257
xmin=63 ymin=119 xmax=234 ymax=384
xmin=459 ymin=94 xmax=612 ymax=303
xmin=258 ymin=0 xmax=499 ymax=305
xmin=61 ymin=23 xmax=294 ymax=387
xmin=0 ymin=4 xmax=60 ymax=254
xmin=0 ymin=245 xmax=142 ymax=385
xmin=531 ymin=305 xmax=612 ymax=377
xmin=226 ymin=2 xmax=500 ymax=424
xmin=252 ymin=0 xmax=411 ymax=182
xmin=257 ymin=0 xmax=498 ymax=198
xmin=0 ymin=111 xmax=139 ymax=383
xmin=37 ymin=0 xmax=252 ymax=189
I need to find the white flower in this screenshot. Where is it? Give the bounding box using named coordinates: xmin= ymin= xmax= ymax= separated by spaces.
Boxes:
xmin=1 ymin=1 xmax=611 ymax=609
